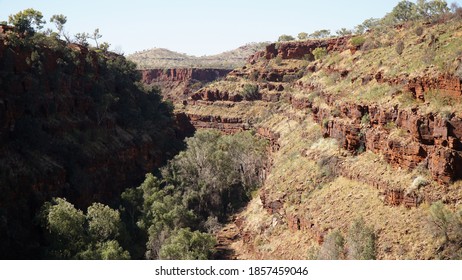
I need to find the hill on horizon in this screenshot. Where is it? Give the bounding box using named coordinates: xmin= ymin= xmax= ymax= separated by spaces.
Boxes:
xmin=127 ymin=42 xmax=269 ymax=70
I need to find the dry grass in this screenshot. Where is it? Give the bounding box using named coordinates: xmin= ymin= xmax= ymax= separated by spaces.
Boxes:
xmin=227 ymin=115 xmax=440 ymax=259
xmin=294 ymin=19 xmax=462 ymax=113
xmin=230 ymin=194 xmax=317 ymax=260
xmin=301 ymin=177 xmax=436 ymax=259
xmin=261 ymin=117 xmax=326 ymax=203
xmin=221 ymin=112 xmax=443 ymax=259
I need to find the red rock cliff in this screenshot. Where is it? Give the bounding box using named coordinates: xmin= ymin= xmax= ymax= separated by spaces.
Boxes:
xmin=140 ymin=68 xmax=231 ymax=101
xmin=0 ymin=37 xmax=184 ymax=258
xmin=247 ymin=37 xmax=351 ymax=63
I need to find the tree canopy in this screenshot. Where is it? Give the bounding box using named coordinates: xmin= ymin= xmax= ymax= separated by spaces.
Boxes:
xmin=40 ymin=198 xmax=130 ymax=259
xmin=8 ymin=8 xmax=45 ymax=34
xmin=278 ymin=34 xmax=295 ymax=42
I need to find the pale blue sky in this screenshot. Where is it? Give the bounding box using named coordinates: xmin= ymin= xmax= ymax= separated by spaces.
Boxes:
xmin=0 ymin=0 xmax=460 ymax=56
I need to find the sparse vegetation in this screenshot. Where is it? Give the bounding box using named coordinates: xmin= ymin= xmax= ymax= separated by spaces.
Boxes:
xmin=355 ymin=18 xmax=380 ymax=34
xmin=347 ymin=218 xmax=376 ymax=260
xmin=407 ymin=175 xmax=429 ymax=194
xmin=312 ymin=47 xmax=327 ymax=60
xmin=336 ymin=28 xmax=353 ymax=36
xmin=127 ymin=42 xmax=269 ymax=69
xmin=396 ymin=40 xmax=405 ymax=55
xmin=309 ymin=29 xmax=331 ymax=39
xmin=318 ymin=230 xmax=345 ymax=260
xmin=350 ymin=36 xmax=366 ymax=48
xmin=415 ymin=25 xmax=424 ymax=36
xmin=275 ymin=56 xmax=283 ymax=66
xmin=427 ymin=201 xmax=462 ymax=259
xmin=298 ymin=32 xmax=308 ymax=40
xmin=241 ymin=84 xmax=260 ymax=100
xmin=361 ymin=113 xmax=370 ymax=125
xmin=278 ymin=34 xmax=295 ymax=42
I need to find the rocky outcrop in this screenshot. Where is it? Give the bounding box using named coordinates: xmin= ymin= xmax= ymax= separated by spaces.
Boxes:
xmin=141 ymin=68 xmax=231 ymax=84
xmin=140 ymin=68 xmax=231 ymax=101
xmin=190 ymin=89 xmax=244 ymax=102
xmin=247 ymin=37 xmax=351 ymax=63
xmin=185 ymin=113 xmax=248 ymax=134
xmin=289 ymin=93 xmax=462 ymax=185
xmin=378 ymin=72 xmax=462 ymax=100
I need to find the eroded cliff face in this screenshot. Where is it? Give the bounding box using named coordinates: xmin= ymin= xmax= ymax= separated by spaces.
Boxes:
xmin=247 ymin=37 xmax=352 ymax=63
xmin=289 ymin=91 xmax=462 ymax=185
xmin=0 ymin=36 xmax=183 ymax=258
xmin=140 ymin=68 xmax=231 ymax=102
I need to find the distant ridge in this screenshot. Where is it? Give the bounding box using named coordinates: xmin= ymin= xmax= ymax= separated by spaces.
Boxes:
xmin=127 ymin=42 xmax=269 ymax=70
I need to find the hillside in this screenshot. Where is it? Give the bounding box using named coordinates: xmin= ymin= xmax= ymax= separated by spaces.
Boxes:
xmin=127 ymin=42 xmax=269 ymax=69
xmin=168 ymin=9 xmax=462 ymax=260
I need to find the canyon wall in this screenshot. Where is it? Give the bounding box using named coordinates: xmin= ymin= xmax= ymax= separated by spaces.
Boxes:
xmin=247 ymin=37 xmax=352 ymax=63
xmin=140 ymin=68 xmax=231 ymax=101
xmin=0 ymin=37 xmax=184 ymax=258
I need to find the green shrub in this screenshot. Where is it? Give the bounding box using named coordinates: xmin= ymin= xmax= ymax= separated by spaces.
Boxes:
xmin=159 ymin=228 xmax=216 ymax=260
xmin=162 ymin=130 xmax=268 ymax=221
xmin=309 ymin=29 xmax=331 ymax=39
xmin=336 ymin=28 xmax=353 ymax=36
xmin=87 ymin=203 xmax=122 ymax=241
xmin=282 ymin=74 xmax=298 ymax=83
xmin=396 ymin=40 xmax=405 ymax=55
xmin=440 ymin=109 xmax=453 ymax=120
xmin=135 ymin=131 xmax=267 ymax=259
xmin=350 ymin=36 xmax=366 ymax=48
xmin=331 ymin=108 xmax=341 ymax=117
xmin=347 ymin=217 xmax=376 ymax=260
xmin=384 ymin=121 xmax=397 ymax=130
xmin=427 ymin=201 xmax=462 ymax=259
xmin=278 ymin=34 xmax=295 ymax=42
xmin=322 ymin=118 xmax=329 ymax=128
xmin=356 ymin=143 xmax=365 ymax=154
xmin=317 ymin=154 xmax=340 ymax=181
xmin=312 ymin=47 xmax=327 ymax=60
xmin=361 ymin=113 xmax=370 ymax=125
xmin=249 ymin=70 xmax=259 ymax=81
xmin=298 ymin=32 xmax=308 ymax=40
xmin=428 ymin=201 xmax=455 ymax=243
xmin=303 ymin=53 xmax=314 ymax=61
xmin=78 ymin=240 xmax=130 ymax=260
xmin=361 ymin=38 xmax=381 ymax=51
xmin=275 ymin=56 xmax=283 ymax=65
xmin=296 ymin=69 xmax=305 ymax=78
xmin=318 ymin=229 xmax=345 ymax=260
xmin=241 ymin=84 xmax=260 ymax=100
xmin=425 ymin=90 xmax=456 ymax=110
xmin=307 ymin=91 xmax=321 ymax=102
xmin=39 ymin=198 xmax=130 ymax=259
